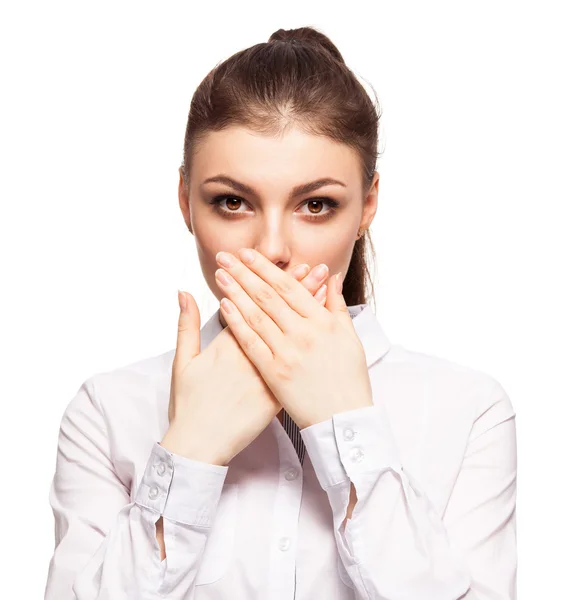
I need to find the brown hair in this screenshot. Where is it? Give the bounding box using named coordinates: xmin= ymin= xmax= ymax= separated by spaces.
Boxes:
xmin=180 ymin=26 xmax=383 ymax=311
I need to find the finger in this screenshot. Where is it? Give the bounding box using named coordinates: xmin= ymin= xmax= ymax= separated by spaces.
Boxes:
xmin=291 ymin=264 xmax=330 ymax=294
xmin=215 ymin=267 xmax=288 ymax=355
xmin=219 ymin=296 xmax=274 ymax=375
xmin=324 ymin=271 xmax=351 ymax=322
xmin=303 ymin=265 xmax=330 ymax=291
xmin=227 ymin=248 xmax=328 ymax=321
xmin=173 ymin=290 xmax=200 ymax=373
xmin=314 ymin=283 xmax=328 ymax=304
xmin=289 ymin=264 xmax=329 ymax=307
xmin=290 ymin=263 xmax=310 ymax=279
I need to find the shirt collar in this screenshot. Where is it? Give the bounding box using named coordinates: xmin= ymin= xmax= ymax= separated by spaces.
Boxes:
xmin=199 ymin=303 xmax=391 ymax=369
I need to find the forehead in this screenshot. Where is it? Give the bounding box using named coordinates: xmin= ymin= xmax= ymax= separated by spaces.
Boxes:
xmin=192 ymin=125 xmax=362 ymax=187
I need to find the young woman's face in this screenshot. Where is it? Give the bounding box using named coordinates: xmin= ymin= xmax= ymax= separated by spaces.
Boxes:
xmin=178 ymin=125 xmax=378 ymax=327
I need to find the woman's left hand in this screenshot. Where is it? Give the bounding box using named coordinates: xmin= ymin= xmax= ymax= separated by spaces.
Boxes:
xmin=214 ymin=248 xmax=374 ymax=429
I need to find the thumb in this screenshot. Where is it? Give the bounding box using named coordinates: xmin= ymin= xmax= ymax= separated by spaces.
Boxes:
xmin=174 ymin=290 xmax=201 ymax=371
xmin=324 ymin=272 xmax=353 ymax=324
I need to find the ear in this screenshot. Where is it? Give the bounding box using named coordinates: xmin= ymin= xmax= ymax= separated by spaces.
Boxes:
xmin=178 ymin=167 xmax=193 ymax=235
xmin=359 ymin=171 xmax=380 ymax=231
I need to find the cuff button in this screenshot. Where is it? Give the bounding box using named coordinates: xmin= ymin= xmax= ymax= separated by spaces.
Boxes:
xmin=148 ymin=485 xmax=160 ymax=500
xmin=350 ymin=447 xmax=364 ymax=462
xmin=343 ymin=427 xmax=355 ymax=441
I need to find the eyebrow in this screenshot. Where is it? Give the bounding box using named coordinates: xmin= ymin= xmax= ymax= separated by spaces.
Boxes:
xmin=201 ymin=175 xmax=347 ymax=199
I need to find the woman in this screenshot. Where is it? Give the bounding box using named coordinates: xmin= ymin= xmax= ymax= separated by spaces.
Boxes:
xmin=44 ymin=26 xmax=517 ymax=600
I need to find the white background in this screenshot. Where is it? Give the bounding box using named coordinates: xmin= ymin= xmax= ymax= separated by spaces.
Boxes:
xmin=1 ymin=1 xmax=570 ymax=597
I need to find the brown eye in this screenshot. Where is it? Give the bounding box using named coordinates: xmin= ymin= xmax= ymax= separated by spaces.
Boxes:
xmin=307 ymin=200 xmax=323 ymax=214
xmin=299 ymin=197 xmax=340 ymax=221
xmin=208 ymin=195 xmax=247 ymax=215
xmin=208 ymin=195 xmax=340 ymax=222
xmin=224 ymin=198 xmax=242 ymax=211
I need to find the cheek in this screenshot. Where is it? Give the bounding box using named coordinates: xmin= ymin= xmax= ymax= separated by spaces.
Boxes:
xmin=301 ymin=228 xmax=355 ymax=267
xmin=195 ymin=227 xmax=228 ymax=270
xmin=195 ymin=237 xmax=215 ymax=265
xmin=194 ymin=234 xmax=239 ymax=300
xmin=200 ymin=263 xmax=225 ymax=302
xmin=194 ymin=237 xmax=219 ymax=290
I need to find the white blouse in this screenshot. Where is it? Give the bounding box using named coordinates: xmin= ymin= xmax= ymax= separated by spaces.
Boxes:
xmin=44 ymin=303 xmax=517 ymax=599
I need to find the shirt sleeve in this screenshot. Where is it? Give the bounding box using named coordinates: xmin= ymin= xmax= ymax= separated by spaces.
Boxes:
xmin=300 ymin=380 xmax=517 ymax=599
xmin=44 ymin=378 xmax=229 ymax=600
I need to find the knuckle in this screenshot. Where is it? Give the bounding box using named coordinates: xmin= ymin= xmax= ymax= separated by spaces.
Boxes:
xmin=275 ymin=352 xmax=300 ymax=381
xmin=274 ymin=358 xmax=295 ymax=382
xmin=253 ymin=287 xmax=274 ymax=305
xmin=243 ymin=331 xmax=259 ymax=353
xmin=294 ymin=329 xmax=316 ymax=351
xmin=177 ymin=322 xmax=189 ymax=335
xmin=274 ymin=278 xmax=295 ymax=296
xmin=246 ymin=309 xmax=265 ymax=329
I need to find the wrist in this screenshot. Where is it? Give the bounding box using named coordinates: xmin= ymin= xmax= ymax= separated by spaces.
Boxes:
xmin=160 ymin=427 xmax=228 ymax=466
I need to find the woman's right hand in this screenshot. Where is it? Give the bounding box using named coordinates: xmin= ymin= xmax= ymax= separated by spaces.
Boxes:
xmin=160 ymin=263 xmax=330 ymax=466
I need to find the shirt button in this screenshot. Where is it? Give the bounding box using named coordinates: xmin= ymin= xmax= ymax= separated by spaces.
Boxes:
xmin=350 ymin=447 xmax=364 ymax=462
xmin=284 ymin=468 xmax=299 ymax=481
xmin=278 ymin=537 xmax=291 ymax=551
xmin=343 ymin=427 xmax=355 ymax=441
xmin=148 ymin=485 xmax=159 ymax=500
xmin=156 ymin=462 xmax=166 ymax=476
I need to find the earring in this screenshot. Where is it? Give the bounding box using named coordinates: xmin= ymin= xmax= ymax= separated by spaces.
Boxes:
xmin=356 ymin=228 xmax=367 ymax=239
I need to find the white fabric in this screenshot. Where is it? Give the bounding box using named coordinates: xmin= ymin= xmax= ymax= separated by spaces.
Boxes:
xmin=44 ymin=302 xmax=517 ymax=599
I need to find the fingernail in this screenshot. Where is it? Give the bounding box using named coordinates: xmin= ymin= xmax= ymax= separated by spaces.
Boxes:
xmin=336 ymin=272 xmax=343 ymax=294
xmin=293 ymin=264 xmax=310 ymax=277
xmin=315 ymin=283 xmax=327 ymax=302
xmin=238 ymin=248 xmax=255 ymax=264
xmin=315 ymin=264 xmax=328 ymax=280
xmin=178 ymin=290 xmax=187 ymax=312
xmin=221 ymin=298 xmax=234 ymax=313
xmin=216 ymin=251 xmax=235 ymax=268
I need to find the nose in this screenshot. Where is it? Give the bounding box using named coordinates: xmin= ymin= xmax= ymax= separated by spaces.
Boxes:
xmin=252 ymin=229 xmax=291 ymax=271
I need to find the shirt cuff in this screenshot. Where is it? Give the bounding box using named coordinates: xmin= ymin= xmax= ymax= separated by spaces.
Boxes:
xmin=300 ymin=403 xmax=402 ymax=490
xmin=134 ymin=442 xmax=229 ymax=527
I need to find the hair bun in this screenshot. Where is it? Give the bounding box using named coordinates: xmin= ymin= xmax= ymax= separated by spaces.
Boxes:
xmin=268 ymin=26 xmax=345 ymax=64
